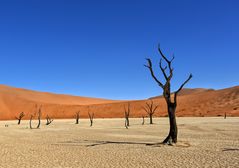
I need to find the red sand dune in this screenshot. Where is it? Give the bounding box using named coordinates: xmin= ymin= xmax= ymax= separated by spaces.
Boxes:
xmin=0 ymin=84 xmax=238 ymax=120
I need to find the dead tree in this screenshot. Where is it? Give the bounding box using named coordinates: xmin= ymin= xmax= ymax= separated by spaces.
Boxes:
xmin=142 ymin=100 xmax=159 ymax=124
xmin=75 ymin=111 xmax=80 ymax=124
xmin=29 ymin=114 xmax=33 ymax=129
xmin=124 ymin=103 xmax=130 ymax=129
xmin=88 ymin=112 xmax=94 ymax=127
xmin=29 ymin=105 xmax=42 ymax=129
xmin=36 ymin=107 xmax=41 ymax=129
xmin=224 ymin=112 xmax=227 ymax=119
xmin=142 ymin=116 xmax=145 ymax=125
xmin=46 ymin=115 xmax=53 ymax=125
xmin=16 ymin=112 xmax=25 ymax=125
xmin=145 ymin=44 xmax=192 ymax=144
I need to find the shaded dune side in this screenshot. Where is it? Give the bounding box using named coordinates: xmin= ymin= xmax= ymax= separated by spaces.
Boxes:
xmin=0 ymin=85 xmax=238 ymax=120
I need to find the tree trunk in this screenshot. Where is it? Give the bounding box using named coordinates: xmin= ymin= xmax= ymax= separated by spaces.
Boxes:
xmin=18 ymin=119 xmax=21 ymax=125
xmin=163 ymin=103 xmax=177 ymax=144
xmin=145 ymin=45 xmax=192 ymax=145
xmin=149 ymin=114 xmax=153 ymax=124
xmin=127 ymin=118 xmax=129 ymax=127
xmin=30 ymin=116 xmax=33 ymax=129
xmin=36 ymin=113 xmax=41 ymax=129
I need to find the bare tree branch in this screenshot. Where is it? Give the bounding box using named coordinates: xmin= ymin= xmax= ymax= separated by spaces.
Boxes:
xmin=159 ymin=58 xmax=168 ymax=80
xmin=174 ymin=74 xmax=193 ymax=103
xmin=158 ymin=45 xmax=175 ymax=85
xmin=158 ymin=44 xmax=175 ymax=67
xmin=152 ymin=105 xmax=159 ymax=114
xmin=144 ymin=58 xmax=164 ymax=88
xmin=46 ymin=114 xmax=53 ymax=125
xmin=16 ymin=112 xmax=25 ymax=125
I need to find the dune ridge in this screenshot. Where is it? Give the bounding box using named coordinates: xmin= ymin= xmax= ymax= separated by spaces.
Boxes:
xmin=0 ymin=84 xmax=238 ymax=120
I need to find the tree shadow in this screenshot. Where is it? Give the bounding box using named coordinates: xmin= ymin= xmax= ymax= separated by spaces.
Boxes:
xmin=55 ymin=139 xmax=163 ymax=147
xmin=222 ymin=148 xmax=239 ymax=152
xmin=83 ymin=140 xmax=163 ymax=147
xmin=54 ymin=140 xmax=190 ymax=148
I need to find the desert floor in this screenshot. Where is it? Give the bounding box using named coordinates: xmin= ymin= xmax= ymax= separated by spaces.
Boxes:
xmin=0 ymin=117 xmax=238 ymax=168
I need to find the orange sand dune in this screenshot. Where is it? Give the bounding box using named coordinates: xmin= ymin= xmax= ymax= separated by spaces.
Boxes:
xmin=0 ymin=84 xmax=238 ymax=120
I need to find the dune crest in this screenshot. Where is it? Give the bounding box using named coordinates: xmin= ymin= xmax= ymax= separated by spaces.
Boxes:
xmin=0 ymin=85 xmax=238 ymax=120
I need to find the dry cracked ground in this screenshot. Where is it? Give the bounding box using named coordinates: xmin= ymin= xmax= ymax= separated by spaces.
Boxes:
xmin=0 ymin=117 xmax=238 ymax=168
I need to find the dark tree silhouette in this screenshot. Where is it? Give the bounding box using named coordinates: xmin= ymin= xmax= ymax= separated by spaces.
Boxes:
xmin=142 ymin=100 xmax=159 ymax=124
xmin=224 ymin=112 xmax=227 ymax=119
xmin=124 ymin=103 xmax=130 ymax=129
xmin=16 ymin=112 xmax=25 ymax=125
xmin=46 ymin=115 xmax=53 ymax=125
xmin=75 ymin=111 xmax=80 ymax=124
xmin=145 ymin=45 xmax=192 ymax=144
xmin=142 ymin=116 xmax=145 ymax=125
xmin=30 ymin=105 xmax=42 ymax=129
xmin=36 ymin=106 xmax=41 ymax=129
xmin=88 ymin=111 xmax=94 ymax=127
xmin=29 ymin=114 xmax=33 ymax=129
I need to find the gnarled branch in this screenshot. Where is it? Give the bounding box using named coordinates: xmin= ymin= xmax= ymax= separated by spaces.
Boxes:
xmin=174 ymin=74 xmax=193 ymax=104
xmin=159 ymin=58 xmax=168 ymax=80
xmin=16 ymin=112 xmax=25 ymax=125
xmin=46 ymin=115 xmax=53 ymax=125
xmin=144 ymin=58 xmax=164 ymax=88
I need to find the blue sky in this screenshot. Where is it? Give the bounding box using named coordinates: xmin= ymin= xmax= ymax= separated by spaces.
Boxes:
xmin=0 ymin=0 xmax=238 ymax=100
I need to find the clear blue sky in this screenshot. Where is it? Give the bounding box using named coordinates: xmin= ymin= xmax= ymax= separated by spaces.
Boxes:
xmin=0 ymin=0 xmax=238 ymax=100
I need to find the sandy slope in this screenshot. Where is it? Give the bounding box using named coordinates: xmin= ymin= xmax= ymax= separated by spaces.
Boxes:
xmin=0 ymin=117 xmax=238 ymax=168
xmin=0 ymin=84 xmax=121 ymax=119
xmin=0 ymin=85 xmax=238 ymax=120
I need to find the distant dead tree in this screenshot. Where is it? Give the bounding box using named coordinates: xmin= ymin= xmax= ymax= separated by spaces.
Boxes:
xmin=75 ymin=111 xmax=80 ymax=124
xmin=142 ymin=116 xmax=145 ymax=125
xmin=30 ymin=105 xmax=42 ymax=129
xmin=224 ymin=112 xmax=227 ymax=119
xmin=36 ymin=107 xmax=41 ymax=129
xmin=145 ymin=44 xmax=192 ymax=144
xmin=46 ymin=115 xmax=53 ymax=125
xmin=16 ymin=112 xmax=25 ymax=125
xmin=88 ymin=111 xmax=94 ymax=127
xmin=142 ymin=100 xmax=159 ymax=124
xmin=124 ymin=103 xmax=130 ymax=129
xmin=29 ymin=114 xmax=33 ymax=129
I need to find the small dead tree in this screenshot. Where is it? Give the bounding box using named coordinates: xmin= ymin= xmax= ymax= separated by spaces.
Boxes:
xmin=16 ymin=112 xmax=25 ymax=125
xmin=88 ymin=112 xmax=94 ymax=127
xmin=46 ymin=115 xmax=53 ymax=125
xmin=142 ymin=100 xmax=159 ymax=124
xmin=75 ymin=111 xmax=80 ymax=124
xmin=36 ymin=107 xmax=41 ymax=129
xmin=29 ymin=114 xmax=33 ymax=129
xmin=29 ymin=105 xmax=42 ymax=129
xmin=145 ymin=44 xmax=192 ymax=144
xmin=124 ymin=103 xmax=130 ymax=129
xmin=224 ymin=112 xmax=227 ymax=119
xmin=142 ymin=116 xmax=145 ymax=125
